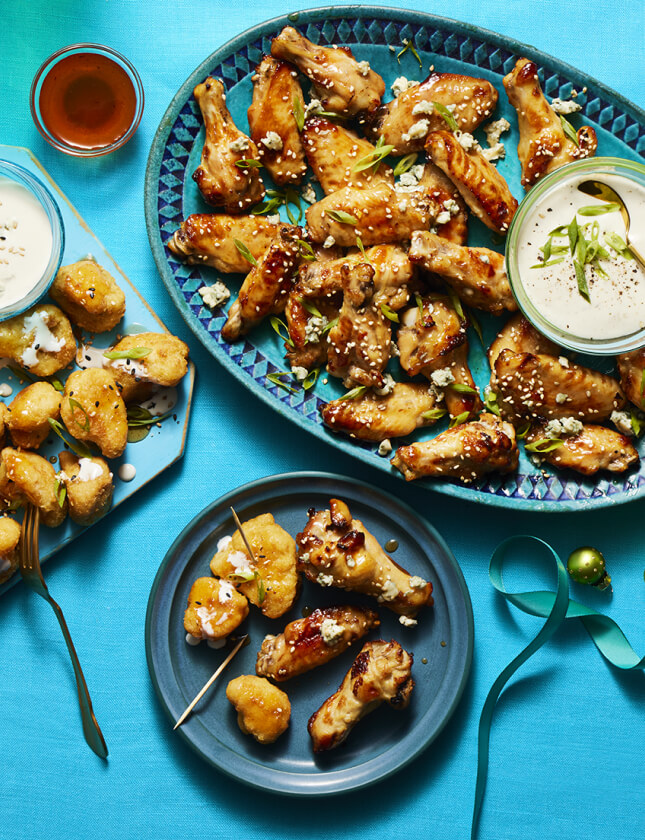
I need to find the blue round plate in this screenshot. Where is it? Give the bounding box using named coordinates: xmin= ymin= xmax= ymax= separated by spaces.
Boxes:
xmin=144 ymin=7 xmax=645 ymax=511
xmin=144 ymin=472 xmax=473 ymax=795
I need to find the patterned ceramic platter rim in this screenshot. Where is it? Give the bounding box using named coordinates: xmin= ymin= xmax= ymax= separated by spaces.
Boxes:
xmin=144 ymin=6 xmax=645 ymax=512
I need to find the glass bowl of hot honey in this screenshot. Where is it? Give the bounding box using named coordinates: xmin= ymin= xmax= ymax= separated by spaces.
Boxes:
xmin=30 ymin=43 xmax=144 ymax=157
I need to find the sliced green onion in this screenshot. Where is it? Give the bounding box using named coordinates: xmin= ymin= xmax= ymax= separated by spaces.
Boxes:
xmin=356 ymin=235 xmax=374 ymax=266
xmin=397 ymin=38 xmax=422 ymax=68
xmin=47 ymin=418 xmax=92 ymax=459
xmin=297 ymin=239 xmax=317 ymax=261
xmin=516 ymin=422 xmax=531 ymax=440
xmin=483 ymin=390 xmax=501 ymax=416
xmin=327 ymin=209 xmax=359 ymax=225
xmin=269 ymin=316 xmax=294 ymax=348
xmin=380 ymin=303 xmax=400 ymax=322
xmin=630 ymin=411 xmax=642 ymax=437
xmin=293 ymin=95 xmax=305 ymax=131
xmin=433 ymin=102 xmax=459 ymax=132
xmin=68 ymin=397 xmax=90 ymax=432
xmin=352 ymin=139 xmax=395 ymax=173
xmin=266 ymin=372 xmax=296 ymax=393
xmin=339 ymin=385 xmax=367 ymax=401
xmin=421 ymin=408 xmax=447 ymax=421
xmin=233 ymin=239 xmax=258 ymax=267
xmin=448 ymin=382 xmax=478 ymax=395
xmin=560 ymin=115 xmax=579 ymax=147
xmin=299 ymin=298 xmax=323 ymax=318
xmin=446 ymin=286 xmax=465 ymax=321
xmin=525 ymin=438 xmax=565 ymax=453
xmin=251 ymin=197 xmax=281 ymax=216
xmin=55 ymin=477 xmax=67 ymax=509
xmin=577 ymin=203 xmax=621 ymax=216
xmin=234 ymin=158 xmax=263 ymax=169
xmin=302 ymin=368 xmax=320 ymax=391
xmin=103 ymin=347 xmax=151 ymax=360
xmin=449 ymin=411 xmax=470 ymax=428
xmin=468 ymin=308 xmax=484 ymax=346
xmin=393 ymin=153 xmax=418 ymax=177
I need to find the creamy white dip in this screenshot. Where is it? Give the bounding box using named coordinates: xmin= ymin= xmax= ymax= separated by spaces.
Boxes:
xmin=516 ymin=172 xmax=645 ymax=340
xmin=0 ymin=178 xmax=53 ymax=308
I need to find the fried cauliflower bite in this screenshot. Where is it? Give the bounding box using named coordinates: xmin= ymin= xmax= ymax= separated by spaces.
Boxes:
xmin=184 ymin=577 xmax=249 ymax=642
xmin=6 ymin=382 xmax=61 ymax=450
xmin=616 ymin=349 xmax=645 ymax=410
xmin=0 ymin=403 xmax=7 ymax=447
xmin=58 ymin=451 xmax=114 ymax=525
xmin=210 ymin=513 xmax=299 ymax=619
xmin=60 ymin=369 xmax=128 ymax=460
xmin=50 ymin=260 xmax=126 ymax=333
xmin=103 ymin=332 xmax=189 ymax=403
xmin=0 ymin=305 xmax=76 ymax=377
xmin=0 ymin=448 xmax=66 ymax=527
xmin=0 ymin=516 xmax=21 ymax=585
xmin=226 ymin=675 xmax=290 ymax=744
xmin=297 ymin=499 xmax=433 ymax=617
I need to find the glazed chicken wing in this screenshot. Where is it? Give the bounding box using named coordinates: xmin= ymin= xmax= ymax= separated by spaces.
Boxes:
xmin=391 ymin=413 xmax=519 ymax=482
xmin=302 ymin=117 xmax=394 ymax=194
xmin=525 ymin=424 xmax=639 ymax=476
xmin=221 ymin=226 xmax=301 ymax=342
xmin=271 ymin=27 xmax=385 ymax=115
xmin=247 ymin=56 xmax=307 ymax=186
xmin=488 ymin=312 xmax=560 ymax=368
xmin=409 ymin=231 xmax=517 ymax=314
xmin=366 ymin=72 xmax=498 ymax=154
xmin=192 ymin=77 xmax=265 ymax=212
xmin=492 ymin=350 xmax=626 ymax=423
xmin=616 ymin=349 xmax=645 ymax=410
xmin=327 ymin=262 xmax=391 ymax=388
xmin=168 ymin=214 xmax=291 ymax=272
xmin=415 ymin=162 xmax=469 ymax=244
xmin=398 ymin=296 xmax=481 ymax=420
xmin=255 ymin=606 xmax=380 ymax=681
xmin=306 ymin=182 xmax=436 ymax=247
xmin=308 ymin=640 xmax=414 ymax=752
xmin=297 ymin=498 xmax=433 ymax=617
xmin=503 ymin=58 xmax=597 ymax=189
xmin=425 ymin=130 xmax=518 ymax=234
xmin=320 ymin=382 xmax=443 ymax=441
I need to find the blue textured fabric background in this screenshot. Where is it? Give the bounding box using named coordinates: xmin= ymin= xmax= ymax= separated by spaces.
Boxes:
xmin=1 ymin=2 xmax=644 ymax=839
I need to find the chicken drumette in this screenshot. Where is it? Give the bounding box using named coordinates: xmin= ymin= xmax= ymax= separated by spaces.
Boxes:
xmin=503 ymin=58 xmax=597 ymax=189
xmin=192 ymin=77 xmax=265 ymax=212
xmin=391 ymin=413 xmax=519 ymax=482
xmin=308 ymin=640 xmax=414 ymax=752
xmin=247 ymin=56 xmax=307 ymax=186
xmin=616 ymin=349 xmax=645 ymax=410
xmin=271 ymin=26 xmax=385 ymax=115
xmin=525 ymin=424 xmax=639 ymax=476
xmin=297 ymin=498 xmax=433 ymax=617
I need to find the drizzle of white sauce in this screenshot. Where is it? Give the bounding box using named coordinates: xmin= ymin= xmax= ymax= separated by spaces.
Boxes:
xmin=0 ymin=383 xmax=12 ymax=397
xmin=118 ymin=463 xmax=136 ymax=482
xmin=185 ymin=633 xmax=201 ymax=646
xmin=20 ymin=310 xmax=64 ymax=368
xmin=140 ymin=387 xmax=177 ymax=416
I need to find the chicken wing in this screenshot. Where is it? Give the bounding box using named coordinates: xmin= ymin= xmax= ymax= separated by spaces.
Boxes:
xmin=306 ymin=182 xmax=436 ymax=247
xmin=415 ymin=162 xmax=468 ymax=244
xmin=192 ymin=77 xmax=265 ymax=212
xmin=488 ymin=312 xmax=560 ymax=368
xmin=327 ymin=262 xmax=391 ymax=388
xmin=221 ymin=226 xmax=301 ymax=342
xmin=366 ymin=72 xmax=498 ymax=154
xmin=503 ymin=58 xmax=597 ymax=189
xmin=308 ymin=640 xmax=414 ymax=752
xmin=398 ymin=296 xmax=481 ymax=419
xmin=167 ymin=214 xmax=291 ymax=272
xmin=247 ymin=56 xmax=307 ymax=186
xmin=392 ymin=412 xmax=519 ymax=482
xmin=297 ymin=498 xmax=433 ymax=617
xmin=616 ymin=349 xmax=645 ymax=410
xmin=271 ymin=27 xmax=385 ymax=115
xmin=302 ymin=116 xmax=394 ymax=194
xmin=525 ymin=424 xmax=639 ymax=476
xmin=409 ymin=231 xmax=517 ymax=314
xmin=492 ymin=350 xmax=626 ymax=423
xmin=285 ymin=293 xmax=339 ymax=372
xmin=255 ymin=605 xmax=380 ymax=681
xmin=320 ymin=382 xmax=443 ymax=441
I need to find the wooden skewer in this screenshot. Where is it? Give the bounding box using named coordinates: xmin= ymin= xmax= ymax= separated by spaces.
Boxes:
xmin=230 ymin=506 xmax=259 ymax=565
xmin=173 ymin=635 xmax=248 ymax=730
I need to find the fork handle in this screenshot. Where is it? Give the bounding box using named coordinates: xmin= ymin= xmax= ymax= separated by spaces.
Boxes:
xmin=48 ymin=596 xmax=109 ymax=759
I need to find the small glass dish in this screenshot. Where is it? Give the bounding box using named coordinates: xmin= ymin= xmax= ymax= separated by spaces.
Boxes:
xmin=30 ymin=43 xmax=144 ymax=157
xmin=0 ymin=160 xmax=65 ymax=321
xmin=506 ymin=156 xmax=645 ymax=355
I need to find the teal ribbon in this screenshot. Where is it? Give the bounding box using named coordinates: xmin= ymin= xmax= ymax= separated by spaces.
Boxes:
xmin=471 ymin=536 xmax=645 ymax=840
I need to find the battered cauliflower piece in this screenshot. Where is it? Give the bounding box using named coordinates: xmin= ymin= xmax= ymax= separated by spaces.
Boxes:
xmin=0 ymin=402 xmax=9 ymax=448
xmin=226 ymin=675 xmax=291 ymax=744
xmin=6 ymin=382 xmax=61 ymax=450
xmin=183 ymin=577 xmax=249 ymax=642
xmin=0 ymin=448 xmax=66 ymax=527
xmin=0 ymin=516 xmax=21 ymax=585
xmin=58 ymin=451 xmax=114 ymax=525
xmin=103 ymin=332 xmax=189 ymax=402
xmin=0 ymin=305 xmax=76 ymax=377
xmin=60 ymin=369 xmax=128 ymax=459
xmin=50 ymin=259 xmax=126 ymax=333
xmin=210 ymin=513 xmax=299 ymax=619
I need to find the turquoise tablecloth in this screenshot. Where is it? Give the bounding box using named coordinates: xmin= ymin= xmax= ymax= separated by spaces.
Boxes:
xmin=2 ymin=2 xmax=644 ymax=839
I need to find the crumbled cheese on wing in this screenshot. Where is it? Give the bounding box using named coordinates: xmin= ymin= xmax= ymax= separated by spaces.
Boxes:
xmin=402 ymin=119 xmax=430 ymax=143
xmin=304 ymin=98 xmax=323 ymax=118
xmin=430 ymin=367 xmax=455 ymax=388
xmin=436 ymin=210 xmax=451 ymax=225
xmin=544 ymin=417 xmax=583 ymax=437
xmin=374 ymin=373 xmax=395 ymax=397
xmin=357 ymin=60 xmax=371 ymax=76
xmin=379 ymin=579 xmax=399 ymax=601
xmin=261 ymin=131 xmax=283 ymax=151
xmin=399 ymin=615 xmax=418 ymax=627
xmin=320 ymin=617 xmax=344 ymax=645
xmin=291 ymin=365 xmax=308 ymax=382
xmin=558 ymin=356 xmax=570 ymax=368
xmin=456 ymin=131 xmax=478 ymax=151
xmin=409 ymin=575 xmax=427 ymax=589
xmin=555 ymin=392 xmax=568 ymax=404
xmin=199 ymin=281 xmax=230 ymax=309
xmin=391 ymin=76 xmax=417 ymax=97
xmin=316 ymin=572 xmax=335 ymax=587
xmin=412 ymin=100 xmax=434 ymax=116
xmin=305 ymin=314 xmax=328 ymax=343
xmin=229 ymin=137 xmax=250 ymax=152
xmin=322 ymin=235 xmax=335 ymax=249
xmin=611 ymin=410 xmax=634 ymax=436
xmin=301 ymin=183 xmax=317 ymax=204
xmin=378 ymin=439 xmax=393 ymax=457
xmin=551 ymin=97 xmax=582 ymax=115
xmin=483 ymin=117 xmax=510 ymax=146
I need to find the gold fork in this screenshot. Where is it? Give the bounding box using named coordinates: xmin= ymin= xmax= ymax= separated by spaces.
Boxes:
xmin=19 ymin=505 xmax=108 ymax=759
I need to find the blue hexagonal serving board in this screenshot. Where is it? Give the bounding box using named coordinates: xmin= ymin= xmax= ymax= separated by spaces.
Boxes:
xmin=144 ymin=7 xmax=644 ymax=511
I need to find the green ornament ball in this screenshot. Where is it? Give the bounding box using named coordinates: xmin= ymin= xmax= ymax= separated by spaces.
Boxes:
xmin=567 ymin=546 xmax=611 ymax=590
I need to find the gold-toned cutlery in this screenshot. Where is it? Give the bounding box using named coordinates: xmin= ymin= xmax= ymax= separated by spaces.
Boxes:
xmin=19 ymin=504 xmax=108 ymax=759
xmin=578 ymin=179 xmax=645 ymax=269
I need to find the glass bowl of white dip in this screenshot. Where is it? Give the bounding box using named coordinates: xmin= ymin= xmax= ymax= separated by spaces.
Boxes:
xmin=0 ymin=160 xmax=65 ymax=321
xmin=506 ymin=157 xmax=645 ymax=355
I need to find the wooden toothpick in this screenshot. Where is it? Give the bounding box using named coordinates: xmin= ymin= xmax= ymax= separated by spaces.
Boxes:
xmin=230 ymin=506 xmax=258 ymax=565
xmin=173 ymin=635 xmax=248 ymax=730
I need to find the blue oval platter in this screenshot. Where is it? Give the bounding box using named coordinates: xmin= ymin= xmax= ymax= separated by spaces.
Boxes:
xmin=145 ymin=472 xmax=474 ymax=795
xmin=144 ymin=7 xmax=645 ymax=511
